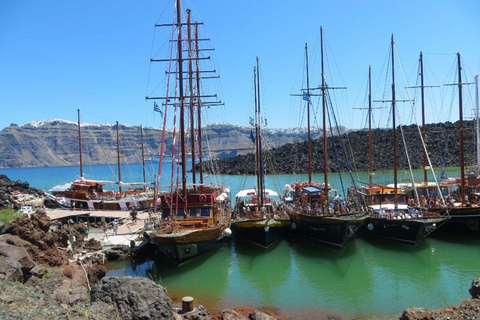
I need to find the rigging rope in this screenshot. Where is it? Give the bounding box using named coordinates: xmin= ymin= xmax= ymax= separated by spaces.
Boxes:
xmin=395 ymin=45 xmax=447 ymax=207
xmin=326 ymin=85 xmax=361 ymax=202
xmin=153 ymin=12 xmax=176 ymax=214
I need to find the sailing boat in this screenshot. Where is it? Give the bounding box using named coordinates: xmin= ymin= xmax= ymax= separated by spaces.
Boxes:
xmin=46 ymin=110 xmax=158 ymax=211
xmin=436 ymin=55 xmax=480 ymax=235
xmin=285 ymin=27 xmax=370 ymax=248
xmin=232 ymin=57 xmax=290 ymax=249
xmin=355 ymin=35 xmax=448 ymax=245
xmin=143 ymin=1 xmax=232 ymax=266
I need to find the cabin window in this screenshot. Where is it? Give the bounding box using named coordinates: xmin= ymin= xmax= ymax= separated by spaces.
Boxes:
xmin=200 ymin=208 xmax=210 ymax=217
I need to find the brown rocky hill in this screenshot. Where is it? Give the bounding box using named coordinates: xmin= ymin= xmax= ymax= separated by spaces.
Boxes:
xmin=205 ymin=120 xmax=477 ymax=175
xmin=0 ymin=120 xmax=313 ymax=168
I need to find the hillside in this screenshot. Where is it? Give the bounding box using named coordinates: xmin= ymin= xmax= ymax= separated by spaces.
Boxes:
xmin=205 ymin=121 xmax=478 ymax=175
xmin=1 ymin=119 xmax=475 ymax=172
xmin=0 ymin=120 xmax=313 ymax=168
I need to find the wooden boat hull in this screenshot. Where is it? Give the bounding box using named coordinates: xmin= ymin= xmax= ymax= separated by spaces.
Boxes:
xmin=361 ymin=216 xmax=449 ymax=245
xmin=289 ymin=211 xmax=369 ymax=247
xmin=145 ymin=225 xmax=229 ymax=266
xmin=438 ymin=206 xmax=480 ymax=235
xmin=233 ymin=218 xmax=290 ymax=249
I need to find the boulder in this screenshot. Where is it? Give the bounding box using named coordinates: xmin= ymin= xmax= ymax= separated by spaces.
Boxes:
xmin=29 ymin=264 xmax=46 ymax=278
xmin=248 ymin=310 xmax=277 ymax=320
xmin=0 ymin=234 xmax=33 ymax=248
xmin=0 ymin=221 xmax=8 ymax=235
xmin=0 ymin=256 xmax=23 ymax=282
xmin=0 ymin=243 xmax=36 ymax=273
xmin=469 ymin=276 xmax=480 ymax=299
xmin=459 ymin=298 xmax=480 ymax=317
xmin=6 ymin=212 xmax=69 ymax=267
xmin=104 ymin=246 xmax=131 ymax=261
xmin=177 ymin=305 xmax=212 ymax=319
xmin=91 ymin=276 xmax=174 ymax=320
xmin=221 ymin=309 xmax=248 ymax=320
xmin=53 ymin=279 xmax=89 ymax=306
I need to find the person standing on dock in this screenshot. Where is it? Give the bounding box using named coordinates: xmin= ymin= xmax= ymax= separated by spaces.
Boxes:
xmin=112 ymin=219 xmax=118 ymax=235
xmin=102 ymin=223 xmax=108 ymax=240
xmin=83 ymin=222 xmax=89 ymax=239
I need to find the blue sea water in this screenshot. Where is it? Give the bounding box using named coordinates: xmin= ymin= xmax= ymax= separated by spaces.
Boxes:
xmin=1 ymin=164 xmax=478 ymax=319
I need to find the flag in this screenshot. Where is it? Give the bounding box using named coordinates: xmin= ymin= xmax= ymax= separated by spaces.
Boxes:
xmin=302 ymin=91 xmax=311 ymax=103
xmin=441 ymin=171 xmax=448 ymax=180
xmin=249 ymin=130 xmax=255 ymax=143
xmin=153 ymin=101 xmax=163 ymax=116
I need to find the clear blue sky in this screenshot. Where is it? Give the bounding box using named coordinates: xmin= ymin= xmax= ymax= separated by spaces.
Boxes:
xmin=1 ymin=0 xmax=479 ymax=131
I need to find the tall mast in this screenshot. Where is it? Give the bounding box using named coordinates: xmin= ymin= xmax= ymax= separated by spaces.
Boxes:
xmin=140 ymin=125 xmax=146 ymax=189
xmin=305 ymin=43 xmax=312 ymax=184
xmin=321 ymin=26 xmax=328 ymax=197
xmin=391 ymin=35 xmax=398 ymax=207
xmin=458 ymin=52 xmax=466 ymax=206
xmin=77 ymin=109 xmax=83 ymax=179
xmin=476 ymin=75 xmax=479 ymax=175
xmin=255 ymin=56 xmax=264 ymax=208
xmin=420 ymin=52 xmax=428 ymax=184
xmin=116 ymin=121 xmax=122 ymax=195
xmin=195 ymin=23 xmax=204 ymax=183
xmin=368 ymin=66 xmax=373 ymax=186
xmin=187 ymin=9 xmax=196 ymax=185
xmin=254 ymin=65 xmax=260 ymax=203
xmin=176 ymin=0 xmax=187 ymax=197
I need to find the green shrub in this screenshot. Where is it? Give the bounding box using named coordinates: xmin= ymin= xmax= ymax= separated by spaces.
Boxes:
xmin=0 ymin=208 xmax=22 ymax=223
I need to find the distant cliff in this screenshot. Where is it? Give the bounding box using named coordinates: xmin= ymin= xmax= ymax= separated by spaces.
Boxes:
xmin=205 ymin=120 xmax=478 ymax=175
xmin=0 ymin=120 xmax=317 ymax=168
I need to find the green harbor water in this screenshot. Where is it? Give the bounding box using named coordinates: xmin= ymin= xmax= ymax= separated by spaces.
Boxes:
xmin=2 ymin=164 xmax=479 ymax=319
xmin=106 ymin=234 xmax=480 ymax=319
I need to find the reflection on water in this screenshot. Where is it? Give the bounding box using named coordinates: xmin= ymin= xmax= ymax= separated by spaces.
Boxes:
xmin=107 ymin=235 xmax=480 ymax=319
xmin=233 ymin=241 xmax=292 ymax=306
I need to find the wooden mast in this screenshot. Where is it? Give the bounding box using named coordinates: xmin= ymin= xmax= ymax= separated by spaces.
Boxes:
xmin=476 ymin=74 xmax=479 ymax=175
xmin=255 ymin=56 xmax=264 ymax=208
xmin=391 ymin=35 xmax=398 ymax=207
xmin=195 ymin=23 xmax=204 ymax=184
xmin=77 ymin=109 xmax=83 ymax=179
xmin=420 ymin=52 xmax=428 ymax=184
xmin=186 ymin=9 xmax=196 ymax=186
xmin=321 ymin=26 xmax=328 ymax=198
xmin=457 ymin=52 xmax=466 ymax=206
xmin=254 ymin=64 xmax=260 ymax=205
xmin=368 ymin=66 xmax=373 ymax=186
xmin=116 ymin=121 xmax=122 ymax=195
xmin=305 ymin=43 xmax=312 ymax=184
xmin=175 ymin=0 xmax=187 ymax=202
xmin=140 ymin=125 xmax=146 ymax=190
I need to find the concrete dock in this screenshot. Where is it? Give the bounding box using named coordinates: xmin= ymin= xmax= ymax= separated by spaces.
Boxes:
xmin=46 ymin=208 xmax=152 ymax=248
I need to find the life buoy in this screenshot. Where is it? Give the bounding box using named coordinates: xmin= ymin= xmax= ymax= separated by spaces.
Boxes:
xmin=199 ymin=194 xmax=207 ymax=202
xmin=320 ymin=194 xmax=326 ymax=201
